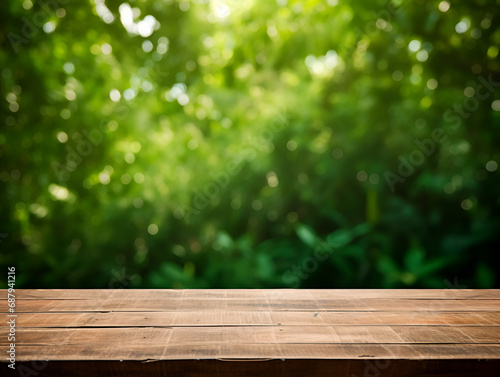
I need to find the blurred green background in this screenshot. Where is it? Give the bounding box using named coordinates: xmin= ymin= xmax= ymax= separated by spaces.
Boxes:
xmin=1 ymin=0 xmax=499 ymax=289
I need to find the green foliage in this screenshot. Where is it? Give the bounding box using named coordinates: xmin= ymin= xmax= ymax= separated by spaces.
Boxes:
xmin=1 ymin=0 xmax=499 ymax=289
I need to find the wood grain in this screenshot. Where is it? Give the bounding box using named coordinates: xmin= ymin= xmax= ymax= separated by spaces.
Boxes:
xmin=1 ymin=289 xmax=499 ymax=376
xmin=4 ymin=298 xmax=500 ymax=313
xmin=11 ymin=311 xmax=500 ymax=328
xmin=3 ymin=289 xmax=499 ymax=300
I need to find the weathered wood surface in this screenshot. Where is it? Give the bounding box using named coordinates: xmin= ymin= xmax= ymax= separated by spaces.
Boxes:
xmin=1 ymin=289 xmax=500 ymax=376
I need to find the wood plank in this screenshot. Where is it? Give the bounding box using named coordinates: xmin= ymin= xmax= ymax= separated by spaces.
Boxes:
xmin=2 ymin=326 xmax=500 ymax=347
xmin=10 ymin=344 xmax=500 ymax=361
xmin=5 ymin=298 xmax=499 ymax=313
xmin=4 ymin=289 xmax=500 ymax=300
xmin=9 ymin=311 xmax=500 ymax=328
xmin=1 ymin=288 xmax=499 ymax=374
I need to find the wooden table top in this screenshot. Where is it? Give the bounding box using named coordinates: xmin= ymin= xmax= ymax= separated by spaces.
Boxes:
xmin=2 ymin=289 xmax=500 ymax=362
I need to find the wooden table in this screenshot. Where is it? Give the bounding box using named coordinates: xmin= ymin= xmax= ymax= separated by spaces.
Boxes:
xmin=1 ymin=289 xmax=500 ymax=376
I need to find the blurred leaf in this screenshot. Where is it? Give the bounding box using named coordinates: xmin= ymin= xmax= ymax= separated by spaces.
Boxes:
xmin=327 ymin=229 xmax=353 ymax=247
xmin=404 ymin=247 xmax=425 ymax=273
xmin=295 ymin=224 xmax=318 ymax=248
